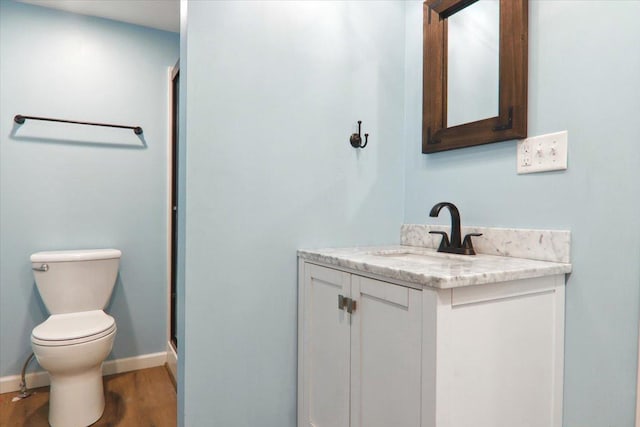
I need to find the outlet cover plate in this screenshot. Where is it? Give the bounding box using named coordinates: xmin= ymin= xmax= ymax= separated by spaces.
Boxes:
xmin=517 ymin=131 xmax=568 ymax=174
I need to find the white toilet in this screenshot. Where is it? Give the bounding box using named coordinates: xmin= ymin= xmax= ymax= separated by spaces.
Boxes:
xmin=30 ymin=249 xmax=121 ymax=427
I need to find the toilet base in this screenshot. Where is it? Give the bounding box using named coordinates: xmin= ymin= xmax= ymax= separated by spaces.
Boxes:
xmin=32 ymin=328 xmax=115 ymax=427
xmin=48 ymin=365 xmax=105 ymax=427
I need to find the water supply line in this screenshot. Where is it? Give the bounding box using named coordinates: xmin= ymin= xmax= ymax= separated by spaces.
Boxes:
xmin=12 ymin=353 xmax=35 ymax=402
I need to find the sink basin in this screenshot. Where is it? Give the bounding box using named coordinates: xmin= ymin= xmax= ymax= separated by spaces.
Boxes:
xmin=370 ymin=251 xmax=444 ymax=262
xmin=367 ymin=249 xmax=471 ymax=265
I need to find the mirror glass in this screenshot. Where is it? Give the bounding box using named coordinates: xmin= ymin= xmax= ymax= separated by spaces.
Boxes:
xmin=447 ymin=0 xmax=500 ymax=127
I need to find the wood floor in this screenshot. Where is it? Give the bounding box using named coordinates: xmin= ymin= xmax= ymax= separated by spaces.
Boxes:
xmin=0 ymin=366 xmax=176 ymax=427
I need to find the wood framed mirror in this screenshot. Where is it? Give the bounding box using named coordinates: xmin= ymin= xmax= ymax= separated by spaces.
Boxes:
xmin=423 ymin=0 xmax=528 ymax=153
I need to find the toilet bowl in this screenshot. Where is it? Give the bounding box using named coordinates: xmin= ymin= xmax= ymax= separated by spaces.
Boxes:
xmin=31 ymin=310 xmax=116 ymax=426
xmin=30 ymin=249 xmax=121 ymax=427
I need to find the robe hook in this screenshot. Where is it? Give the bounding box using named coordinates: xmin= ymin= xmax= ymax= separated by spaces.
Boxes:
xmin=350 ymin=120 xmax=369 ymax=149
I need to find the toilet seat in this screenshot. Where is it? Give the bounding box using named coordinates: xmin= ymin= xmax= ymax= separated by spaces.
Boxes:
xmin=32 ymin=310 xmax=116 ymax=347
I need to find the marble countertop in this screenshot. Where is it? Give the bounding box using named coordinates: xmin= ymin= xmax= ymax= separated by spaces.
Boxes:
xmin=298 ymin=245 xmax=572 ymax=289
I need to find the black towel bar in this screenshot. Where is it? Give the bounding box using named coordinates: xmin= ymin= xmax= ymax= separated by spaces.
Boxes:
xmin=14 ymin=114 xmax=143 ymax=135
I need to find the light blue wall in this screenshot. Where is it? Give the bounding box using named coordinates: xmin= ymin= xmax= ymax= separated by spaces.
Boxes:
xmin=0 ymin=1 xmax=179 ymax=377
xmin=404 ymin=1 xmax=640 ymax=425
xmin=180 ymin=1 xmax=406 ymax=425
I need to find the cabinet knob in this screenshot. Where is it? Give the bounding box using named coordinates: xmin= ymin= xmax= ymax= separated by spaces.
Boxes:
xmin=338 ymin=295 xmax=356 ymax=313
xmin=346 ymin=298 xmax=356 ymax=314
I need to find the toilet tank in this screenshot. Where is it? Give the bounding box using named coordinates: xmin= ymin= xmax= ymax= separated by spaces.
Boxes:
xmin=31 ymin=249 xmax=121 ymax=314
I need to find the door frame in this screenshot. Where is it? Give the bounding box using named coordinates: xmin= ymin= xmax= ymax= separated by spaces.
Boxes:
xmin=169 ymin=60 xmax=179 ymax=350
xmin=165 ymin=61 xmax=180 ymax=383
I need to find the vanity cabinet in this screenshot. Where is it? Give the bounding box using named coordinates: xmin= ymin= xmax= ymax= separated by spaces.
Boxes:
xmin=298 ymin=260 xmax=565 ymax=427
xmin=298 ymin=263 xmax=422 ymax=427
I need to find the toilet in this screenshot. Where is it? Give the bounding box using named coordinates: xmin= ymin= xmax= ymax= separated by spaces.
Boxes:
xmin=30 ymin=249 xmax=121 ymax=427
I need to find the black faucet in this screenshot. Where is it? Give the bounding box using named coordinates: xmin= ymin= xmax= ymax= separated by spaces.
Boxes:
xmin=429 ymin=202 xmax=482 ymax=255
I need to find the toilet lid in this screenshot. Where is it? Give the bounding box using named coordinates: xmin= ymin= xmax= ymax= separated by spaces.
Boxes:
xmin=32 ymin=310 xmax=116 ymax=346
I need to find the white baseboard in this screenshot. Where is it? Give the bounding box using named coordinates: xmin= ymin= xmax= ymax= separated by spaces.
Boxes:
xmin=0 ymin=368 xmax=51 ymax=394
xmin=0 ymin=351 xmax=167 ymax=395
xmin=166 ymin=341 xmax=177 ymax=383
xmin=102 ymin=351 xmax=167 ymax=376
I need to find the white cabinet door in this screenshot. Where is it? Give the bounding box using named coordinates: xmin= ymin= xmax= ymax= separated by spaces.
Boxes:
xmin=301 ymin=264 xmax=351 ymax=427
xmin=350 ymin=275 xmax=422 ymax=427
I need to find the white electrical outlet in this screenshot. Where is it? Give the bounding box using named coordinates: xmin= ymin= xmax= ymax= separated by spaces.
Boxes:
xmin=517 ymin=131 xmax=568 ymax=174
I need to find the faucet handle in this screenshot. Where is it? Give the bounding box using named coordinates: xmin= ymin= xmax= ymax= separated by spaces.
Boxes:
xmin=429 ymin=231 xmax=450 ymax=250
xmin=462 ymin=233 xmax=483 ymax=255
